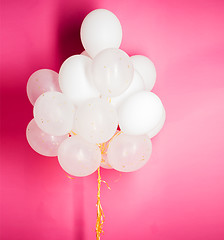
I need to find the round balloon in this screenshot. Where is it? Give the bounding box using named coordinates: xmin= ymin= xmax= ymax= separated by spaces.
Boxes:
xmin=118 ymin=91 xmax=165 ymax=135
xmin=27 ymin=69 xmax=60 ymax=105
xmin=111 ymin=70 xmax=145 ymax=108
xmin=74 ymin=98 xmax=118 ymax=143
xmin=147 ymin=108 xmax=166 ymax=138
xmin=58 ymin=135 xmax=101 ymax=177
xmin=92 ymin=48 xmax=134 ymax=97
xmin=131 ymin=55 xmax=156 ymax=91
xmin=34 ymin=91 xmax=75 ymax=136
xmin=107 ymin=133 xmax=152 ymax=172
xmin=59 ymin=55 xmax=99 ymax=106
xmin=80 ymin=9 xmax=122 ymax=58
xmin=26 ymin=119 xmax=67 ymax=157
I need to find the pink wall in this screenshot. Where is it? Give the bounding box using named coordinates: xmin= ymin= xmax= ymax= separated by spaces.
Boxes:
xmin=1 ymin=0 xmax=224 ymax=239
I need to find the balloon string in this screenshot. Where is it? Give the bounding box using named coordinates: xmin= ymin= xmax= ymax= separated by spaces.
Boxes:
xmin=97 ymin=142 xmax=106 ymax=155
xmin=71 ymin=130 xmax=77 ymax=135
xmin=96 ymin=167 xmax=104 ymax=240
xmin=107 ymin=130 xmax=122 ymax=151
xmin=69 ymin=130 xmax=112 ymax=239
xmin=96 ymin=163 xmax=111 ymax=239
xmin=101 ymin=180 xmax=111 ymax=190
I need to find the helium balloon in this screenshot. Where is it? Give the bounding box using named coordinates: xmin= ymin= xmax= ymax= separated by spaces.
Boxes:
xmin=34 ymin=91 xmax=75 ymax=136
xmin=118 ymin=91 xmax=164 ymax=135
xmin=59 ymin=55 xmax=99 ymax=106
xmin=27 ymin=69 xmax=61 ymax=105
xmin=58 ymin=135 xmax=101 ymax=177
xmin=25 ymin=9 xmax=166 ymax=181
xmin=80 ymin=9 xmax=122 ymax=58
xmin=107 ymin=133 xmax=152 ymax=172
xmin=111 ymin=70 xmax=144 ymax=108
xmin=147 ymin=108 xmax=166 ymax=138
xmin=131 ymin=55 xmax=156 ymax=91
xmin=26 ymin=119 xmax=67 ymax=157
xmin=74 ymin=98 xmax=118 ymax=143
xmin=92 ymin=48 xmax=134 ymax=97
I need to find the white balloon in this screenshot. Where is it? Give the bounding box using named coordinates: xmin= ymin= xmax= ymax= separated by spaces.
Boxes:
xmin=58 ymin=135 xmax=101 ymax=177
xmin=27 ymin=69 xmax=61 ymax=105
xmin=107 ymin=133 xmax=152 ymax=172
xmin=34 ymin=91 xmax=75 ymax=136
xmin=26 ymin=119 xmax=67 ymax=157
xmin=147 ymin=108 xmax=166 ymax=138
xmin=74 ymin=98 xmax=118 ymax=143
xmin=81 ymin=9 xmax=122 ymax=58
xmin=59 ymin=55 xmax=99 ymax=106
xmin=131 ymin=55 xmax=156 ymax=91
xmin=111 ymin=70 xmax=144 ymax=108
xmin=92 ymin=48 xmax=134 ymax=97
xmin=118 ymin=91 xmax=164 ymax=135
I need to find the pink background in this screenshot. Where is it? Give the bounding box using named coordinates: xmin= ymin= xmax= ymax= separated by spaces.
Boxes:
xmin=1 ymin=0 xmax=224 ymax=239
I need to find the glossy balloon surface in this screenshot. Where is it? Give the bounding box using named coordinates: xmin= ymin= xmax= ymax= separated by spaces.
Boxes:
xmin=92 ymin=48 xmax=134 ymax=97
xmin=81 ymin=9 xmax=122 ymax=58
xmin=34 ymin=91 xmax=75 ymax=136
xmin=26 ymin=119 xmax=67 ymax=157
xmin=111 ymin=70 xmax=144 ymax=108
xmin=58 ymin=135 xmax=101 ymax=177
xmin=74 ymin=98 xmax=118 ymax=143
xmin=118 ymin=91 xmax=164 ymax=135
xmin=131 ymin=55 xmax=156 ymax=91
xmin=107 ymin=133 xmax=152 ymax=172
xmin=59 ymin=55 xmax=99 ymax=106
xmin=27 ymin=69 xmax=60 ymax=105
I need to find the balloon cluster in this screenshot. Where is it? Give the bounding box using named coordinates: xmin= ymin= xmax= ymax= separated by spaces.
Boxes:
xmin=26 ymin=9 xmax=165 ymax=177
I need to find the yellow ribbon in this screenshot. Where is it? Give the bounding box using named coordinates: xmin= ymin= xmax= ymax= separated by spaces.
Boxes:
xmin=66 ymin=130 xmax=118 ymax=239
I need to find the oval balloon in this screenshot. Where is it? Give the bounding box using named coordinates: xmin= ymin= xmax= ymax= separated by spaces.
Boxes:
xmin=59 ymin=55 xmax=99 ymax=106
xmin=27 ymin=69 xmax=60 ymax=105
xmin=110 ymin=70 xmax=145 ymax=108
xmin=131 ymin=55 xmax=156 ymax=91
xmin=26 ymin=119 xmax=67 ymax=157
xmin=118 ymin=91 xmax=165 ymax=135
xmin=58 ymin=135 xmax=101 ymax=177
xmin=92 ymin=48 xmax=134 ymax=97
xmin=74 ymin=98 xmax=118 ymax=143
xmin=81 ymin=9 xmax=122 ymax=58
xmin=107 ymin=133 xmax=152 ymax=172
xmin=147 ymin=108 xmax=166 ymax=138
xmin=34 ymin=91 xmax=75 ymax=136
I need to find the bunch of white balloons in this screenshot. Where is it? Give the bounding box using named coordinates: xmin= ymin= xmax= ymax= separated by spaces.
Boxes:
xmin=26 ymin=9 xmax=165 ymax=177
